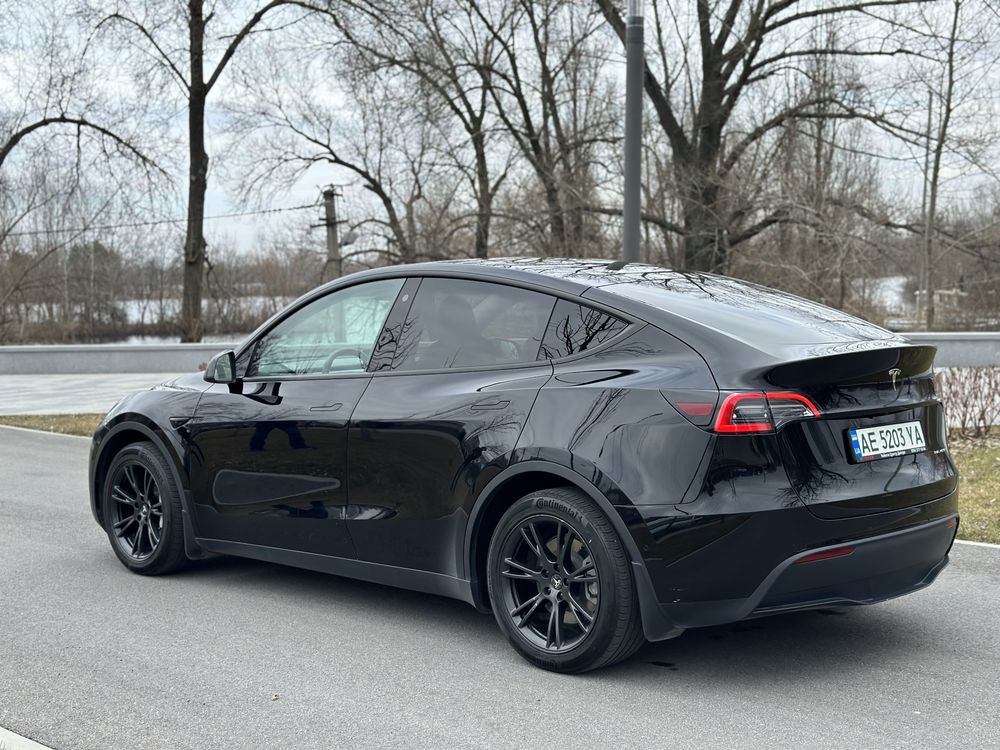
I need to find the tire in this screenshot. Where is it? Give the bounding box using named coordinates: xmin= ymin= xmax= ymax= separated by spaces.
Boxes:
xmin=101 ymin=441 xmax=188 ymax=576
xmin=487 ymin=487 xmax=645 ymax=673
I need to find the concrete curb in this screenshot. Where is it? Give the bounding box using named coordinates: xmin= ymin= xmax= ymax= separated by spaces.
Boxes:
xmin=953 ymin=538 xmax=1000 ymax=549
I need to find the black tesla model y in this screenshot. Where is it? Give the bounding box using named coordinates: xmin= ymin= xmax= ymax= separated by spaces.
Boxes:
xmin=89 ymin=259 xmax=958 ymax=672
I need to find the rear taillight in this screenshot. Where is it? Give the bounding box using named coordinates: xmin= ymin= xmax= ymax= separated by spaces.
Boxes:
xmin=713 ymin=392 xmax=821 ymax=434
xmin=713 ymin=393 xmax=772 ymax=433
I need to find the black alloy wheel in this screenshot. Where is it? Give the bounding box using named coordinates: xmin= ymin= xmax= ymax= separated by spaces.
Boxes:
xmin=487 ymin=487 xmax=645 ymax=673
xmin=109 ymin=461 xmax=163 ymax=560
xmin=498 ymin=516 xmax=599 ymax=653
xmin=102 ymin=441 xmax=187 ymax=575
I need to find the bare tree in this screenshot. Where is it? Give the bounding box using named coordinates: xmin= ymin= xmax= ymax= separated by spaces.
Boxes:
xmin=596 ymin=0 xmax=930 ymax=272
xmin=315 ymin=0 xmax=515 ymax=260
xmin=228 ymin=46 xmax=467 ymax=266
xmin=920 ymin=1 xmax=961 ymax=328
xmin=753 ymin=29 xmax=886 ymax=313
xmin=91 ymin=0 xmax=328 ymax=341
xmin=907 ymin=0 xmax=1000 ymax=327
xmin=475 ymin=0 xmax=620 ymax=256
xmin=1 ymin=1 xmax=161 ymax=337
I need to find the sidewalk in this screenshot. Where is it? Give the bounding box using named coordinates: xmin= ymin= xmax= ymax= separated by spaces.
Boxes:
xmin=0 ymin=373 xmax=184 ymax=415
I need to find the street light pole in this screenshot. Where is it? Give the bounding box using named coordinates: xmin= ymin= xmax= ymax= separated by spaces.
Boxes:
xmin=622 ymin=0 xmax=644 ymax=264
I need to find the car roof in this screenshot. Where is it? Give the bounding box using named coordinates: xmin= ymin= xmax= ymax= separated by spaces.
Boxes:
xmin=347 ymin=257 xmax=633 ymax=296
xmin=350 ymin=260 xmax=893 ymax=338
xmin=328 ymin=257 xmax=902 ymax=343
xmin=284 ymin=257 xmax=915 ymax=387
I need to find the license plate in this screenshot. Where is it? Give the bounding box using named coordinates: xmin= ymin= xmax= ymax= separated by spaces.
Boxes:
xmin=848 ymin=421 xmax=926 ymax=462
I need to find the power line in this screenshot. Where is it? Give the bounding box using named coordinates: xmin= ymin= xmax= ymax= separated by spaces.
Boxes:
xmin=4 ymin=202 xmax=320 ymax=238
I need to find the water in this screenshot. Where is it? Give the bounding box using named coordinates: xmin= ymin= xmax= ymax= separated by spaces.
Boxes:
xmin=118 ymin=334 xmax=247 ymax=345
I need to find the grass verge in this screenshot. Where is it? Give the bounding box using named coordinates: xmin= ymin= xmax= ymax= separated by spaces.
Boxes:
xmin=948 ymin=440 xmax=1000 ymax=544
xmin=0 ymin=413 xmax=103 ymax=438
xmin=0 ymin=414 xmax=996 ymax=543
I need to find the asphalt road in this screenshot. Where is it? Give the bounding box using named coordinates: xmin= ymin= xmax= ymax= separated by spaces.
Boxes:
xmin=1 ymin=427 xmax=998 ymax=750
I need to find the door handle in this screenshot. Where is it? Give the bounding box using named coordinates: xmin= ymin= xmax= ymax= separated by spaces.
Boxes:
xmin=471 ymin=399 xmax=510 ymax=411
xmin=309 ymin=402 xmax=343 ymax=412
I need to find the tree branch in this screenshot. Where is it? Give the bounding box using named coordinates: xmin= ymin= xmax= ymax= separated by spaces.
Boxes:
xmin=0 ymin=116 xmax=161 ymax=174
xmin=582 ymin=204 xmax=685 ymax=234
xmin=95 ymin=13 xmax=190 ymax=91
xmin=206 ymin=1 xmax=330 ymax=92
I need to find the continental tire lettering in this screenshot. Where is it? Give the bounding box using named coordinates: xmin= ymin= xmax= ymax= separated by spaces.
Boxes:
xmin=534 ymin=497 xmax=585 ymax=526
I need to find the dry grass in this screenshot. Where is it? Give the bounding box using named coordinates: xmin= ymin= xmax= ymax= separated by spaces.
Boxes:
xmin=950 ymin=442 xmax=1000 ymax=545
xmin=0 ymin=413 xmax=103 ymax=437
xmin=0 ymin=413 xmax=996 ymax=543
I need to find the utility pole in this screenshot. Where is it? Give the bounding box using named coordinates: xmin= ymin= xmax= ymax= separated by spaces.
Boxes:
xmin=322 ymin=186 xmax=342 ymax=281
xmin=622 ymin=0 xmax=644 ymax=264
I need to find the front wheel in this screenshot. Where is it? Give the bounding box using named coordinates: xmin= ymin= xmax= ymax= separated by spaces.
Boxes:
xmin=487 ymin=487 xmax=645 ymax=672
xmin=101 ymin=441 xmax=187 ymax=575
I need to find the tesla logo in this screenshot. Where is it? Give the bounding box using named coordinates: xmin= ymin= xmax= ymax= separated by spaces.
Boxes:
xmin=889 ymin=368 xmax=902 ymax=392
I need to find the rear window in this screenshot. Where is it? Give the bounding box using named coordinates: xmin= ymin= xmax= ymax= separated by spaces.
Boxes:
xmin=390 ymin=278 xmax=555 ymax=370
xmin=602 ymin=273 xmax=898 ymax=346
xmin=538 ymin=299 xmax=628 ymax=360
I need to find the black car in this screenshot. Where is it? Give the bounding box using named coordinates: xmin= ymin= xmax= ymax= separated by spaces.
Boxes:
xmin=89 ymin=259 xmax=959 ymax=672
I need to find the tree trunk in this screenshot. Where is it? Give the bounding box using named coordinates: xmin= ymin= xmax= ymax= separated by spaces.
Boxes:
xmin=542 ymin=173 xmax=566 ymax=256
xmin=474 ymin=193 xmax=492 ymax=260
xmin=679 ymin=179 xmax=726 ymax=272
xmin=180 ymin=0 xmax=208 ymax=343
xmin=473 ymin=133 xmax=491 ymax=259
xmin=924 ymin=0 xmax=960 ymax=330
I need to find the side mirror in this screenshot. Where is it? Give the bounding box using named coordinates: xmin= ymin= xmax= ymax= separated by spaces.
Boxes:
xmin=204 ymin=350 xmax=238 ymax=384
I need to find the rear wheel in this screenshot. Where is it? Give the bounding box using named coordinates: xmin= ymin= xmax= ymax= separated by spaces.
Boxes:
xmin=487 ymin=487 xmax=644 ymax=672
xmin=101 ymin=441 xmax=187 ymax=575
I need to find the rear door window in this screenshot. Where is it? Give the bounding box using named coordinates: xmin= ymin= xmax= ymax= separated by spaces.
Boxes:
xmin=390 ymin=278 xmax=555 ymax=371
xmin=538 ymin=299 xmax=628 ymax=360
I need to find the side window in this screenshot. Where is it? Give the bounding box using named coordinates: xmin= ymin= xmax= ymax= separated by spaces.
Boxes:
xmin=247 ymin=278 xmax=404 ymax=377
xmin=391 ymin=278 xmax=556 ymax=371
xmin=538 ymin=299 xmax=628 ymax=360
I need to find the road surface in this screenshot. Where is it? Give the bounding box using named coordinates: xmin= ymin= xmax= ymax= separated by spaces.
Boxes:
xmin=0 ymin=374 xmax=183 ymax=415
xmin=1 ymin=427 xmax=997 ymax=749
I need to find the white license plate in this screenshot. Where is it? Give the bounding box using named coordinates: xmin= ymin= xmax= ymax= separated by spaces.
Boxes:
xmin=848 ymin=421 xmax=926 ymax=462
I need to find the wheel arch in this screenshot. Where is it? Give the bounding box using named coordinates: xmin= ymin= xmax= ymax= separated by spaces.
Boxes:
xmin=464 ymin=460 xmax=680 ymax=641
xmin=91 ymin=417 xmax=208 ymax=560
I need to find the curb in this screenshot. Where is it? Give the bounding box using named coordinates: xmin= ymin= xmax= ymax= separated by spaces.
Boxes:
xmin=953 ymin=538 xmax=1000 ymax=549
xmin=0 ymin=726 xmax=55 ymax=750
xmin=0 ymin=424 xmax=91 ymax=440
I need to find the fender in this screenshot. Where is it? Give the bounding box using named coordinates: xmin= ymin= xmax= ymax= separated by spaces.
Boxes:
xmin=92 ymin=417 xmax=210 ymax=561
xmin=464 ymin=459 xmax=682 ymax=642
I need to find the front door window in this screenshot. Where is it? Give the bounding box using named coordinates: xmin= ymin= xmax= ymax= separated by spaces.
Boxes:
xmin=247 ymin=278 xmax=404 ymax=377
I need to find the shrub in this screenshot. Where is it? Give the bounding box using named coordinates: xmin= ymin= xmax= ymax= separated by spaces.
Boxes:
xmin=935 ymin=367 xmax=1000 ymax=439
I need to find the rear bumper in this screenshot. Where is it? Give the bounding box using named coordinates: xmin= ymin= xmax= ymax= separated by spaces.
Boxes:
xmin=637 ymin=509 xmax=958 ymax=639
xmin=751 ymin=513 xmax=956 ymax=616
